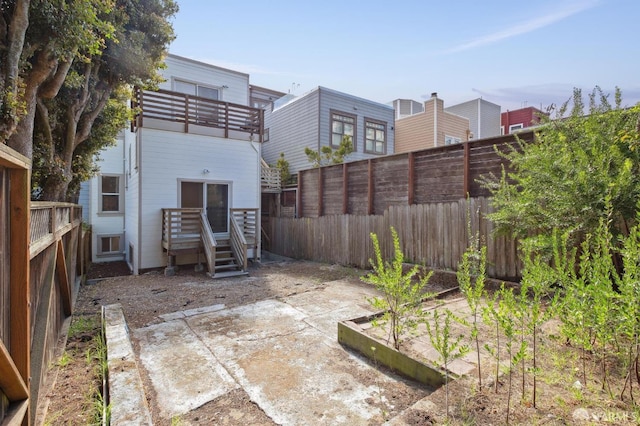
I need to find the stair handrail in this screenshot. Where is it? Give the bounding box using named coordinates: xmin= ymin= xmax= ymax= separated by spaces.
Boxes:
xmin=199 ymin=211 xmax=217 ymax=277
xmin=229 ymin=214 xmax=248 ymax=272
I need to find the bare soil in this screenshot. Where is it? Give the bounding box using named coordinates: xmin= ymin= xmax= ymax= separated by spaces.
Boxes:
xmin=41 ymin=260 xmax=640 ymax=425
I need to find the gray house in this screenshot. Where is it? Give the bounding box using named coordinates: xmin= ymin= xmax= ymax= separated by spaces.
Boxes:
xmin=444 ymin=98 xmax=501 ymax=140
xmin=263 ymin=86 xmax=395 ymax=174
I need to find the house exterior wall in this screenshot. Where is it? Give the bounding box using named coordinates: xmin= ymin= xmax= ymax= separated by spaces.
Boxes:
xmin=160 ymin=54 xmax=250 ymax=105
xmin=445 ymin=98 xmax=501 ymax=139
xmin=501 ymin=107 xmax=545 ymax=134
xmin=395 ymin=96 xmax=470 ymax=153
xmin=264 ymin=87 xmax=395 ymax=174
xmin=389 ymin=99 xmax=424 ymax=119
xmin=263 ymin=89 xmax=320 ymax=173
xmin=87 ymin=134 xmax=126 ymax=263
xmin=124 ymin=130 xmax=140 ymax=273
xmin=137 ymin=128 xmax=260 ymax=270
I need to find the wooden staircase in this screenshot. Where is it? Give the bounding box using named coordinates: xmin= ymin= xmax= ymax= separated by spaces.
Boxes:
xmin=162 ymin=208 xmax=258 ymax=279
xmin=212 ymin=239 xmax=247 ymax=278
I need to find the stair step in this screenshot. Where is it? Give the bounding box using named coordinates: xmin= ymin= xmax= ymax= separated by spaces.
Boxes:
xmin=211 ymin=270 xmax=249 ymax=279
xmin=215 ymin=263 xmax=239 ymax=271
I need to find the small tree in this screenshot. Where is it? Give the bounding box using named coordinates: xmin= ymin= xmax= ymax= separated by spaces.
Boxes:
xmin=424 ymin=308 xmax=469 ymax=420
xmin=304 ymin=135 xmax=353 ymax=167
xmin=275 ymin=152 xmax=293 ymax=185
xmin=361 ymin=226 xmax=433 ymax=350
xmin=458 ymin=244 xmax=487 ymax=388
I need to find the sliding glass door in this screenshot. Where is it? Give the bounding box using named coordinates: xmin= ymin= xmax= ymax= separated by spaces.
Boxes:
xmin=180 ymin=181 xmax=229 ymax=234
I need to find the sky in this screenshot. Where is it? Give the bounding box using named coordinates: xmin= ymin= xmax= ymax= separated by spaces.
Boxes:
xmin=168 ymin=0 xmax=639 ymax=112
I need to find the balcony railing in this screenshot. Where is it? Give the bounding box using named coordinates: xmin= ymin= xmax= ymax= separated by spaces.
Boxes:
xmin=132 ymin=87 xmax=264 ymax=141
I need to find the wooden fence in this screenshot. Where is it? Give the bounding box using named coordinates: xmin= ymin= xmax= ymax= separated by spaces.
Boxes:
xmin=296 ymin=131 xmax=533 ymax=217
xmin=0 ymin=143 xmax=86 ymax=426
xmin=269 ymin=197 xmax=521 ymax=280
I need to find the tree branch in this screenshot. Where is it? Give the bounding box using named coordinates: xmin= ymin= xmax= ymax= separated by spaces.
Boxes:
xmin=39 ymin=60 xmax=74 ymax=99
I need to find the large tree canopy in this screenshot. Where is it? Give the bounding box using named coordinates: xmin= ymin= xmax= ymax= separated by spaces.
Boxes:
xmin=1 ymin=0 xmax=177 ymax=200
xmin=483 ymin=87 xmax=640 ymax=255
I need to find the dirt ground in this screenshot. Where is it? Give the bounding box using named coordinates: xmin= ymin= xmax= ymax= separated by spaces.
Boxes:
xmin=43 ymin=259 xmax=440 ymax=425
xmin=41 ymin=260 xmax=640 ymax=425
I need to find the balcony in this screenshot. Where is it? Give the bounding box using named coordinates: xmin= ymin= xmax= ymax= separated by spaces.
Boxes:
xmin=132 ymin=87 xmax=265 ymax=142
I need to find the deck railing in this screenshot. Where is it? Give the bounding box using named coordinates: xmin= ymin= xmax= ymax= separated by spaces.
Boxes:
xmin=230 ymin=208 xmax=258 ymax=266
xmin=199 ymin=211 xmax=217 ymax=276
xmin=133 ymin=87 xmax=264 ymax=141
xmin=261 ymin=158 xmax=281 ymax=192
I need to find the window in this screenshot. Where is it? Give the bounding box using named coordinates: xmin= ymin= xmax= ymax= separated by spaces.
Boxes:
xmin=331 ymin=111 xmax=356 ymax=148
xmin=509 ymin=123 xmax=524 ymax=133
xmin=365 ymin=119 xmax=386 ymax=154
xmin=445 ymin=135 xmax=462 ymax=145
xmin=98 ymin=234 xmax=123 ymax=256
xmin=180 ymin=181 xmax=230 ymax=234
xmin=500 ymin=126 xmax=505 ymax=136
xmin=174 ymin=80 xmax=220 ymax=100
xmin=100 ymin=175 xmax=123 ymax=213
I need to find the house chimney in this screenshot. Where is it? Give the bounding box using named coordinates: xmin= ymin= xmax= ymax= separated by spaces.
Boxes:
xmin=431 ymin=92 xmax=438 ymax=98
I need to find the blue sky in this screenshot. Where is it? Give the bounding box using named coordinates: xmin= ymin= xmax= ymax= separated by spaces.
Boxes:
xmin=168 ymin=0 xmax=639 ymax=112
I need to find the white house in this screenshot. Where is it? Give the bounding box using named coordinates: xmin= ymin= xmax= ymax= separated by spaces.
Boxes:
xmin=81 ymin=54 xmax=266 ymax=277
xmin=444 ymin=98 xmax=501 ymax=140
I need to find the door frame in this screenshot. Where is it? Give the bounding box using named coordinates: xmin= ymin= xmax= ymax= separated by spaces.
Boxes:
xmin=178 ymin=179 xmax=233 ymax=237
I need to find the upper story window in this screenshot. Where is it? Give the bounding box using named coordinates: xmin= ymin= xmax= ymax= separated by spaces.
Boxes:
xmin=509 ymin=123 xmax=524 ymax=133
xmin=445 ymin=135 xmax=462 ymax=145
xmin=100 ymin=175 xmax=123 ymax=213
xmin=331 ymin=111 xmax=356 ymax=148
xmin=174 ymin=79 xmax=220 ymax=100
xmin=365 ymin=119 xmax=386 ymax=154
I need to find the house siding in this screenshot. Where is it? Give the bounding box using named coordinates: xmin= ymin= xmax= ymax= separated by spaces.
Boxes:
xmin=125 ymin=130 xmax=140 ymax=273
xmin=263 ymin=89 xmax=320 ymax=173
xmin=445 ymin=98 xmax=501 ymax=139
xmin=138 ymin=128 xmax=260 ymax=270
xmin=89 ymin=135 xmax=126 ymax=262
xmin=318 ymin=88 xmax=395 ymax=161
xmin=395 ymin=97 xmax=469 ymax=153
xmin=161 ymin=55 xmax=250 ymax=106
xmin=264 ymin=87 xmax=395 ymax=174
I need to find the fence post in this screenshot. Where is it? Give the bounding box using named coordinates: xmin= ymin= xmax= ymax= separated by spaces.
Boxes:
xmin=367 ymin=159 xmax=374 ymax=215
xmin=342 ymin=162 xmax=348 ymax=214
xmin=408 ymin=152 xmax=415 ymax=205
xmin=463 ymin=141 xmax=470 ymax=196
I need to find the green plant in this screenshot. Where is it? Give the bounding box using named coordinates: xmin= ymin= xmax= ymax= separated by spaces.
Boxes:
xmin=361 ymin=226 xmax=433 ymax=350
xmin=495 ymin=285 xmax=528 ymax=425
xmin=304 ymin=135 xmax=354 ymax=167
xmin=68 ymin=315 xmax=99 ymax=338
xmin=275 ymin=152 xmax=293 ymax=185
xmin=54 ymin=351 xmax=73 ymax=368
xmin=424 ymin=308 xmax=470 ymax=420
xmin=458 ymin=243 xmax=487 ymax=389
xmin=482 ymin=289 xmax=502 ymax=393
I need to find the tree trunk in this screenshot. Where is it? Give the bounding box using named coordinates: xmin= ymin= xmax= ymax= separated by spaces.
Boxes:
xmin=7 ymin=50 xmax=59 ymax=159
xmin=0 ymin=0 xmax=30 ymax=143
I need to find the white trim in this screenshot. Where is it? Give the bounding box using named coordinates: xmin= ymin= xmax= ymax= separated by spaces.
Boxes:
xmin=97 ymin=233 xmax=124 ymax=257
xmin=509 ymin=123 xmax=524 ymax=133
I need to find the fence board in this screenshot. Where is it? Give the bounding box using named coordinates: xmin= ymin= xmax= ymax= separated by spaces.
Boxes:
xmin=269 ymin=197 xmax=520 ymax=280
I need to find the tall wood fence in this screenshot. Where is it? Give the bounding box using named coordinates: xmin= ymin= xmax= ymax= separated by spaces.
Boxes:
xmin=269 ymin=197 xmax=521 ymax=280
xmin=296 ymin=131 xmax=532 ymax=217
xmin=0 ymin=142 xmax=86 ymax=426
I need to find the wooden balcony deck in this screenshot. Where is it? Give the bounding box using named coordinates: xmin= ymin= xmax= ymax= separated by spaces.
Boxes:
xmin=132 ymin=88 xmax=265 ymax=142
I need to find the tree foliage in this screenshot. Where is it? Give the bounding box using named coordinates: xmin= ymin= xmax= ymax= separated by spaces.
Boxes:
xmin=1 ymin=0 xmax=177 ymax=200
xmin=362 ymin=226 xmax=433 ymax=350
xmin=483 ymin=87 xmax=640 ymax=254
xmin=304 ymin=135 xmax=354 ymax=167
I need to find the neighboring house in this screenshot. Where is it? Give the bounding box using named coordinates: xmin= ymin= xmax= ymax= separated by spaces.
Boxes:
xmin=262 ymin=86 xmax=395 ymax=174
xmin=501 ymin=106 xmax=547 ymax=135
xmin=80 ymin=54 xmax=267 ymax=277
xmin=389 ymin=98 xmax=424 ymax=120
xmin=445 ymin=97 xmax=501 ymax=139
xmin=394 ymin=93 xmax=470 ymax=153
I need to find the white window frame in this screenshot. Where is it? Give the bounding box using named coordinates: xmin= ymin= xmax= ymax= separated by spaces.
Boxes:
xmin=97 ymin=234 xmax=124 ymax=257
xmin=99 ymin=174 xmax=124 ymax=214
xmin=445 ymin=135 xmax=462 ymax=145
xmin=173 ymin=78 xmax=221 ymax=100
xmin=509 ymin=123 xmax=524 ymax=133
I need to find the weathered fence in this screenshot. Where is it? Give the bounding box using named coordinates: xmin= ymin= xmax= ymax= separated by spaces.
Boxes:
xmin=29 ymin=202 xmax=84 ymax=425
xmin=269 ymin=197 xmax=520 ymax=280
xmin=296 ymin=131 xmax=532 ymax=217
xmin=0 ymin=142 xmax=85 ymax=426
